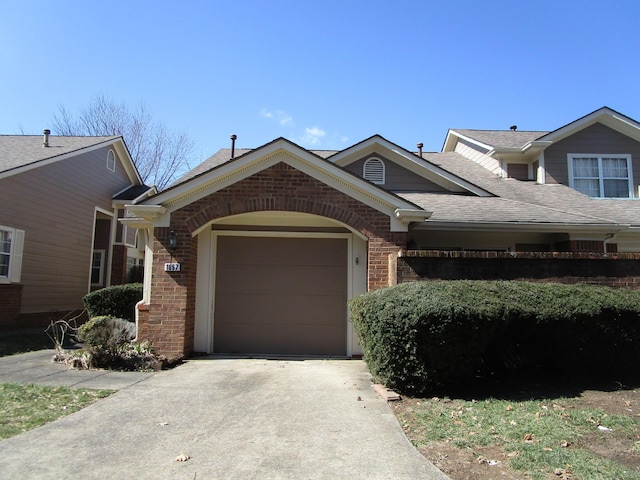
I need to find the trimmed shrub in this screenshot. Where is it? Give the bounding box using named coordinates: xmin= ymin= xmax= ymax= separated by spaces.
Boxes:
xmin=349 ymin=281 xmax=640 ymax=394
xmin=83 ymin=283 xmax=142 ymax=322
xmin=79 ymin=316 xmax=136 ymax=350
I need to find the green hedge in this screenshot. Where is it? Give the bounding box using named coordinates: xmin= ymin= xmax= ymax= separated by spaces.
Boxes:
xmin=83 ymin=283 xmax=143 ymax=322
xmin=349 ymin=281 xmax=640 ymax=394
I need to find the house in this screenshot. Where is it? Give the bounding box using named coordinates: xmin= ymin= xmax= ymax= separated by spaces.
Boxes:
xmin=124 ymin=107 xmax=640 ymax=359
xmin=0 ymin=130 xmax=154 ymax=329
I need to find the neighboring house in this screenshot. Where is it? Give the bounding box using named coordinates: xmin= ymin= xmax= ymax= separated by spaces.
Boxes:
xmin=0 ymin=130 xmax=154 ymax=328
xmin=124 ymin=107 xmax=640 ymax=359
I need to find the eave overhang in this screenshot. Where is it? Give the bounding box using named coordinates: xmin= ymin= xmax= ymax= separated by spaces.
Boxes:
xmin=331 ymin=134 xmax=492 ymax=197
xmin=413 ymin=220 xmax=629 ymax=235
xmin=394 ymin=209 xmax=433 ymax=225
xmin=442 ymin=130 xmax=493 ymax=153
xmin=136 ymin=138 xmax=427 ymax=232
xmin=539 ymin=107 xmax=640 ymax=144
xmin=121 ymin=205 xmax=168 ymax=229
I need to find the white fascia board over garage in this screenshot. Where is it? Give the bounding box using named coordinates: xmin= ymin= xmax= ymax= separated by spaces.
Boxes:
xmin=133 ymin=138 xmax=431 ymax=232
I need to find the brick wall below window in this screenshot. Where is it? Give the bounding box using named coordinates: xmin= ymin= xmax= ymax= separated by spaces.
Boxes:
xmin=0 ymin=284 xmax=23 ymax=329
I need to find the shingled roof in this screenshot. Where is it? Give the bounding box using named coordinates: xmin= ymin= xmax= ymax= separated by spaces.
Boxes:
xmin=418 ymin=151 xmax=640 ymax=227
xmin=163 ymin=135 xmax=639 ymax=230
xmin=450 ymin=129 xmax=548 ymax=150
xmin=0 ymin=134 xmax=120 ymax=175
xmin=170 ymin=147 xmax=337 ymax=188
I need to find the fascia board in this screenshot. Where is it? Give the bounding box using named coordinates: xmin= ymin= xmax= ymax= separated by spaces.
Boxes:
xmin=540 ymin=107 xmax=640 ymax=144
xmin=125 ymin=204 xmax=167 ymax=221
xmin=415 ymin=220 xmax=628 ymax=234
xmin=443 ymin=130 xmax=494 ymax=153
xmin=140 ymin=141 xmax=424 ymax=228
xmin=441 ymin=130 xmax=458 ymax=152
xmin=119 ymin=217 xmax=154 ymax=229
xmin=112 ymin=139 xmax=144 ymax=185
xmin=0 ymin=137 xmax=122 ymax=181
xmin=332 ymin=135 xmax=490 ymax=197
xmin=522 ymin=140 xmax=553 ymax=153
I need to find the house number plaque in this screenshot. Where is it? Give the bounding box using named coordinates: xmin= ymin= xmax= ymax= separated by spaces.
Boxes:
xmin=164 ymin=263 xmax=181 ymax=272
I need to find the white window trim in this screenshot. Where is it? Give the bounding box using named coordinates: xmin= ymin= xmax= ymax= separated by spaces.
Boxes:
xmin=91 ymin=249 xmax=106 ymax=287
xmin=0 ymin=225 xmax=24 ymax=284
xmin=107 ymin=149 xmax=116 ymax=172
xmin=363 ymin=157 xmax=385 ymax=184
xmin=567 ymin=153 xmax=633 ymax=198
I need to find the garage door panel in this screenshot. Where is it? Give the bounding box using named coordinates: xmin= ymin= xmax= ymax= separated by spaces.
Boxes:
xmin=215 ymin=324 xmax=345 ymax=355
xmin=216 ymin=265 xmax=347 ymax=295
xmin=215 ymin=293 xmax=346 ymax=327
xmin=217 ymin=237 xmax=346 ymax=266
xmin=213 ymin=235 xmax=347 ymax=355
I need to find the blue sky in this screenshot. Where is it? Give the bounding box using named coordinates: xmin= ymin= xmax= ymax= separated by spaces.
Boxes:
xmin=2 ymin=0 xmax=640 ymax=165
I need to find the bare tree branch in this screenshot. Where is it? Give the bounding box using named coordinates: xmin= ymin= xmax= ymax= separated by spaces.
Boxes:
xmin=52 ymin=94 xmax=194 ymax=189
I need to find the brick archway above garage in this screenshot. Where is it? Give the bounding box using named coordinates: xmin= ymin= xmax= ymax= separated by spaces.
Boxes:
xmin=178 ymin=162 xmax=391 ymax=240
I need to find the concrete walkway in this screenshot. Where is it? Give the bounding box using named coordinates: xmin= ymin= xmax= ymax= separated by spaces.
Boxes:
xmin=0 ymin=352 xmax=449 ymax=480
xmin=0 ymin=349 xmax=154 ymax=390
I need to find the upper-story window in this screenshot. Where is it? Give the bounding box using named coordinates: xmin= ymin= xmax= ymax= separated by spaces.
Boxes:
xmin=363 ymin=157 xmax=385 ymax=184
xmin=107 ymin=150 xmax=116 ymax=172
xmin=568 ymin=154 xmax=633 ymax=198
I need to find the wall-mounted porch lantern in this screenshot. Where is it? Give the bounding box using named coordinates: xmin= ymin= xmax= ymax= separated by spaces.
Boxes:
xmin=168 ymin=230 xmax=178 ymax=254
xmin=164 ymin=230 xmax=181 ymax=272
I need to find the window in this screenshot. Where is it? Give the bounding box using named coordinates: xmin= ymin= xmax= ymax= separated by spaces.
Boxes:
xmin=363 ymin=157 xmax=385 ymax=184
xmin=0 ymin=229 xmax=11 ymax=279
xmin=91 ymin=250 xmax=105 ymax=286
xmin=107 ymin=150 xmax=116 ymax=172
xmin=569 ymin=154 xmax=633 ymax=198
xmin=0 ymin=225 xmax=24 ymax=284
xmin=126 ymin=257 xmax=144 ymax=283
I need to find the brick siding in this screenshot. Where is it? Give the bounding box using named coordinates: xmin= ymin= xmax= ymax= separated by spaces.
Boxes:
xmin=0 ymin=284 xmax=23 ymax=329
xmin=141 ymin=162 xmax=407 ymax=358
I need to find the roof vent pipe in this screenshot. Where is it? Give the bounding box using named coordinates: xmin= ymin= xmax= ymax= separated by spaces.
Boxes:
xmin=230 ymin=134 xmax=237 ymax=158
xmin=417 ymin=142 xmax=423 ymax=157
xmin=43 ymin=129 xmax=50 ymax=147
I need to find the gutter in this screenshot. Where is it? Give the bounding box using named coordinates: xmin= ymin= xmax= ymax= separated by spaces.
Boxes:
xmin=413 ymin=220 xmax=629 ymax=233
xmin=394 ymin=209 xmax=433 ymax=225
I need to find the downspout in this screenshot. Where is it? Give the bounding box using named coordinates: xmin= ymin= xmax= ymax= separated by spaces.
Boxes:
xmin=603 ymin=233 xmax=616 ymax=255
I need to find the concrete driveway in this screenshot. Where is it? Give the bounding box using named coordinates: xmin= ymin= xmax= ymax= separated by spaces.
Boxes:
xmin=0 ymin=356 xmax=449 ymax=480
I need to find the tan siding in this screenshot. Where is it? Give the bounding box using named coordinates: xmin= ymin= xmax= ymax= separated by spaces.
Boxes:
xmin=344 ymin=155 xmax=450 ymax=192
xmin=0 ymin=145 xmax=134 ymax=313
xmin=545 ymin=123 xmax=640 ymax=195
xmin=454 ymin=139 xmax=501 ymax=174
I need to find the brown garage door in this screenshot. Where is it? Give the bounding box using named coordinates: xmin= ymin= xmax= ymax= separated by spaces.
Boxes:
xmin=214 ymin=236 xmax=348 ymax=355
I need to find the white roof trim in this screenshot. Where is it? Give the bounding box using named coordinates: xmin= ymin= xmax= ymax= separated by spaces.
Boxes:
xmin=443 ymin=130 xmax=494 ymax=153
xmin=141 ymin=139 xmax=424 ymax=230
xmin=540 ymin=107 xmax=640 ymax=144
xmin=416 ymin=220 xmax=628 ymax=234
xmin=332 ymin=135 xmax=491 ymax=197
xmin=0 ymin=137 xmax=142 ymax=184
